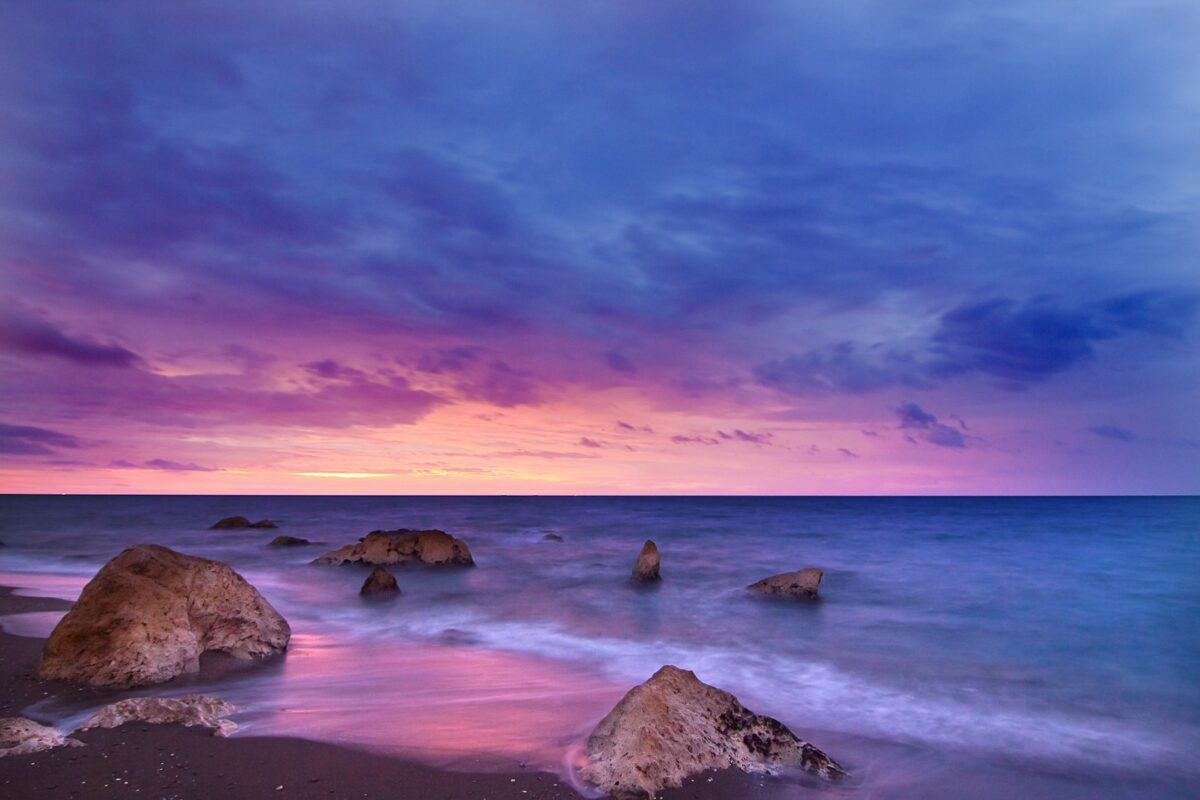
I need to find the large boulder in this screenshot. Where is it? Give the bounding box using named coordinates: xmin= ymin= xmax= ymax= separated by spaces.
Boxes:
xmin=312 ymin=529 xmax=474 ymax=567
xmin=582 ymin=665 xmax=844 ymax=799
xmin=38 ymin=544 xmax=290 ymax=688
xmin=631 ymin=540 xmax=660 ymax=582
xmin=0 ymin=718 xmax=82 ymax=757
xmin=360 ymin=566 xmax=400 ymax=598
xmin=747 ymin=568 xmax=823 ymax=600
xmin=82 ymin=695 xmax=237 ymax=737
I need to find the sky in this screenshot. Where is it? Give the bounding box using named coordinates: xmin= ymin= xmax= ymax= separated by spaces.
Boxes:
xmin=0 ymin=0 xmax=1197 ymax=495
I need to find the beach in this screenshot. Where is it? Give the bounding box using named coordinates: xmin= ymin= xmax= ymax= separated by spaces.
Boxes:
xmin=2 ymin=495 xmax=1198 ymax=799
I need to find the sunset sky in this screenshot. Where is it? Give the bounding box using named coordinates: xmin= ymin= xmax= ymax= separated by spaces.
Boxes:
xmin=1 ymin=1 xmax=1197 ymax=495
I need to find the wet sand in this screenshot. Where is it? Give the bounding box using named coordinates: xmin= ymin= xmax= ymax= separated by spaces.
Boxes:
xmin=0 ymin=587 xmax=787 ymax=799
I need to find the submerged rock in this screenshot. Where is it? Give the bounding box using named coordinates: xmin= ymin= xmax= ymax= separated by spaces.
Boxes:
xmin=747 ymin=568 xmax=823 ymax=600
xmin=542 ymin=533 xmax=564 ymax=543
xmin=248 ymin=519 xmax=279 ymax=529
xmin=38 ymin=544 xmax=290 ymax=688
xmin=631 ymin=540 xmax=661 ymax=582
xmin=82 ymin=695 xmax=237 ymax=737
xmin=360 ymin=565 xmax=400 ymax=598
xmin=312 ymin=529 xmax=474 ymax=567
xmin=269 ymin=535 xmax=312 ymax=547
xmin=0 ymin=718 xmax=82 ymax=757
xmin=209 ymin=516 xmax=252 ymax=529
xmin=582 ymin=665 xmax=844 ymax=799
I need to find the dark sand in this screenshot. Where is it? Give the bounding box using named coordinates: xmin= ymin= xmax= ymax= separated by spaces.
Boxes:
xmin=0 ymin=587 xmax=789 ymax=799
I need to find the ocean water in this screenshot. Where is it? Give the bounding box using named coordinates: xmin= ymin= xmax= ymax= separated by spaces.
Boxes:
xmin=1 ymin=495 xmax=1197 ymax=798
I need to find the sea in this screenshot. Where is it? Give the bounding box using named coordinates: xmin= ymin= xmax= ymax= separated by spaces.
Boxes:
xmin=1 ymin=495 xmax=1197 ymax=799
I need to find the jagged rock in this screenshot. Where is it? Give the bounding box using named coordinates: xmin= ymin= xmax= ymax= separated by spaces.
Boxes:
xmin=542 ymin=533 xmax=564 ymax=542
xmin=582 ymin=666 xmax=844 ymax=799
xmin=631 ymin=540 xmax=660 ymax=582
xmin=38 ymin=544 xmax=290 ymax=688
xmin=248 ymin=519 xmax=279 ymax=529
xmin=312 ymin=529 xmax=474 ymax=567
xmin=360 ymin=566 xmax=400 ymax=598
xmin=269 ymin=535 xmax=311 ymax=547
xmin=747 ymin=568 xmax=823 ymax=600
xmin=209 ymin=516 xmax=251 ymax=529
xmin=82 ymin=695 xmax=238 ymax=737
xmin=0 ymin=718 xmax=82 ymax=757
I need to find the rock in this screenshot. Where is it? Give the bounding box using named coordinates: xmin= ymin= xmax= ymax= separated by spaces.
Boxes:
xmin=38 ymin=544 xmax=291 ymax=688
xmin=631 ymin=540 xmax=660 ymax=582
xmin=269 ymin=535 xmax=311 ymax=547
xmin=312 ymin=529 xmax=474 ymax=567
xmin=360 ymin=566 xmax=400 ymax=598
xmin=82 ymin=695 xmax=238 ymax=737
xmin=747 ymin=568 xmax=823 ymax=600
xmin=209 ymin=516 xmax=251 ymax=529
xmin=248 ymin=519 xmax=279 ymax=529
xmin=0 ymin=718 xmax=82 ymax=757
xmin=582 ymin=666 xmax=844 ymax=799
xmin=542 ymin=533 xmax=564 ymax=542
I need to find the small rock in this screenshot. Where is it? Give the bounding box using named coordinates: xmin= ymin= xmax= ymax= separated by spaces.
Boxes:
xmin=0 ymin=718 xmax=83 ymax=757
xmin=747 ymin=568 xmax=823 ymax=600
xmin=542 ymin=533 xmax=564 ymax=542
xmin=248 ymin=519 xmax=279 ymax=529
xmin=209 ymin=516 xmax=252 ymax=529
xmin=313 ymin=529 xmax=474 ymax=567
xmin=269 ymin=535 xmax=311 ymax=547
xmin=82 ymin=695 xmax=238 ymax=737
xmin=631 ymin=540 xmax=660 ymax=582
xmin=360 ymin=565 xmax=400 ymax=598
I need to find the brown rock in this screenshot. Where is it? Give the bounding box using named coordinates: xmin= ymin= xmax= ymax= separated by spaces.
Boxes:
xmin=82 ymin=695 xmax=237 ymax=737
xmin=248 ymin=519 xmax=279 ymax=529
xmin=38 ymin=544 xmax=291 ymax=688
xmin=360 ymin=566 xmax=400 ymax=598
xmin=582 ymin=665 xmax=844 ymax=799
xmin=747 ymin=568 xmax=823 ymax=600
xmin=631 ymin=540 xmax=660 ymax=582
xmin=269 ymin=535 xmax=311 ymax=546
xmin=312 ymin=529 xmax=474 ymax=567
xmin=209 ymin=516 xmax=251 ymax=529
xmin=542 ymin=533 xmax=564 ymax=542
xmin=0 ymin=718 xmax=82 ymax=757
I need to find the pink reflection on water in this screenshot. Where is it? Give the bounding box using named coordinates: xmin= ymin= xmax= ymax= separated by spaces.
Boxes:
xmin=229 ymin=632 xmax=625 ymax=771
xmin=0 ymin=571 xmax=87 ymax=601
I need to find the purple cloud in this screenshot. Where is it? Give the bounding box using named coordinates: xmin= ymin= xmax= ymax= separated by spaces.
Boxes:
xmin=894 ymin=402 xmax=966 ymax=449
xmin=0 ymin=421 xmax=80 ymax=455
xmin=0 ymin=309 xmax=140 ymax=368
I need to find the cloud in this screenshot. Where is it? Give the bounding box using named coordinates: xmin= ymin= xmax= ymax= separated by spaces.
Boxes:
xmin=717 ymin=429 xmax=772 ymax=445
xmin=1085 ymin=425 xmax=1136 ymax=442
xmin=0 ymin=309 xmax=140 ymax=368
xmin=894 ymin=402 xmax=966 ymax=449
xmin=110 ymin=458 xmax=221 ymax=471
xmin=0 ymin=421 xmax=80 ymax=455
xmin=837 ymin=448 xmax=860 ymax=458
xmin=578 ymin=436 xmax=604 ymax=448
xmin=304 ymin=359 xmax=367 ymax=381
xmin=616 ymin=421 xmax=654 ymax=433
xmin=604 ymin=351 xmax=636 ymax=374
xmin=671 ymin=434 xmax=720 ymax=445
xmin=754 ymin=342 xmax=926 ymax=395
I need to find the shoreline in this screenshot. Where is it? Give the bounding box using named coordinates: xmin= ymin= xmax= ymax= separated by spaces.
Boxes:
xmin=0 ymin=585 xmax=783 ymax=799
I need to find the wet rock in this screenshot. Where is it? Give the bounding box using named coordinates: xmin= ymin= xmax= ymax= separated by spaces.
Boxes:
xmin=582 ymin=665 xmax=844 ymax=799
xmin=248 ymin=519 xmax=279 ymax=529
xmin=209 ymin=516 xmax=251 ymax=529
xmin=747 ymin=568 xmax=823 ymax=600
xmin=631 ymin=540 xmax=660 ymax=582
xmin=269 ymin=535 xmax=312 ymax=547
xmin=82 ymin=695 xmax=238 ymax=737
xmin=312 ymin=529 xmax=474 ymax=567
xmin=38 ymin=544 xmax=290 ymax=688
xmin=542 ymin=533 xmax=564 ymax=542
xmin=360 ymin=566 xmax=400 ymax=598
xmin=0 ymin=718 xmax=82 ymax=757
